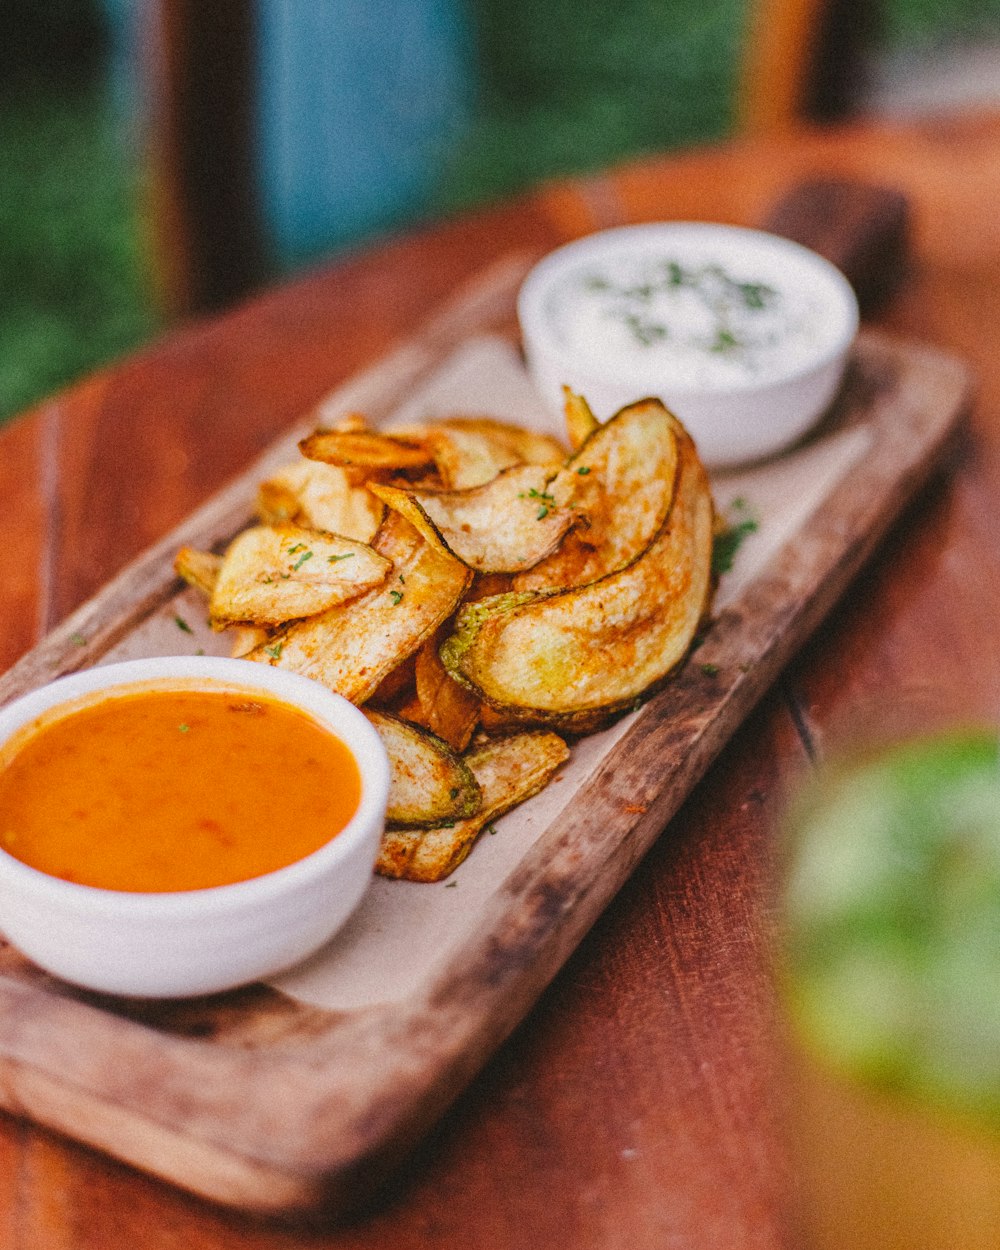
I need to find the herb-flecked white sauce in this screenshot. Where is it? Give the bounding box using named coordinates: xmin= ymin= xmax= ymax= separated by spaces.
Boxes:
xmin=548 ymin=251 xmax=836 ymax=388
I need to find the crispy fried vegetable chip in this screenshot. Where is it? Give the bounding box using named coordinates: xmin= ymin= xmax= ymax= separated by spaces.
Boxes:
xmin=413 ymin=629 xmax=480 ymax=751
xmin=365 ymin=709 xmax=481 ymax=828
xmin=562 ymin=387 xmax=600 ymax=450
xmin=174 ymin=547 xmax=222 ymax=597
xmin=368 ymin=462 xmax=578 ymax=574
xmin=376 ymin=730 xmax=569 ymax=881
xmin=249 ymin=510 xmax=471 ymax=704
xmin=209 ymin=524 xmax=391 ymax=627
xmin=299 ymin=429 xmax=434 ymax=473
xmin=441 ymin=415 xmax=714 ymax=733
xmin=257 ymin=459 xmax=384 ymax=541
xmin=514 ymin=397 xmax=681 ymax=593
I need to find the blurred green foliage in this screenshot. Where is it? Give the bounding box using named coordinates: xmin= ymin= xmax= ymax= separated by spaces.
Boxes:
xmin=2 ymin=0 xmax=1000 ymax=423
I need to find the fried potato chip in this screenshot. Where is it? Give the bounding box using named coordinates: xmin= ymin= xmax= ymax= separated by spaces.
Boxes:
xmin=209 ymin=524 xmax=391 ymax=628
xmin=413 ymin=628 xmax=480 ymax=751
xmin=299 ymin=429 xmax=434 ymax=473
xmin=513 ymin=397 xmax=681 ymax=593
xmin=368 ymin=462 xmax=578 ymax=574
xmin=230 ymin=625 xmax=270 ymax=658
xmin=249 ymin=510 xmax=472 ymax=704
xmin=365 ymin=709 xmax=481 ymax=828
xmin=174 ymin=546 xmax=222 ymax=597
xmin=562 ymin=387 xmax=600 ymax=450
xmin=375 ymin=730 xmax=569 ymax=881
xmin=257 ymin=459 xmax=384 ymax=542
xmin=433 ymin=417 xmax=565 ymax=472
xmin=441 ymin=417 xmax=714 ymax=733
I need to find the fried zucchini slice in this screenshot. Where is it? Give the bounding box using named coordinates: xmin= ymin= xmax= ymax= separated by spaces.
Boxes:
xmin=249 ymin=510 xmax=472 ymax=704
xmin=257 ymin=459 xmax=384 ymax=542
xmin=514 ymin=397 xmax=681 ymax=593
xmin=413 ymin=628 xmax=480 ymax=751
xmin=365 ymin=709 xmax=480 ymax=828
xmin=174 ymin=546 xmax=222 ymax=597
xmin=299 ymin=429 xmax=434 ymax=473
xmin=368 ymin=462 xmax=577 ymax=574
xmin=209 ymin=524 xmax=391 ymax=627
xmin=376 ymin=730 xmax=569 ymax=881
xmin=440 ymin=422 xmax=714 ymax=733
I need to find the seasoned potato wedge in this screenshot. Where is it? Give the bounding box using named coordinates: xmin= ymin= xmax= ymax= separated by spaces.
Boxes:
xmin=514 ymin=397 xmax=680 ymax=593
xmin=257 ymin=459 xmax=384 ymax=542
xmin=249 ymin=510 xmax=472 ymax=704
xmin=365 ymin=709 xmax=481 ymax=828
xmin=299 ymin=429 xmax=434 ymax=473
xmin=440 ymin=418 xmax=714 ymax=733
xmin=175 ymin=546 xmax=222 ymax=597
xmin=376 ymin=730 xmax=569 ymax=881
xmin=209 ymin=524 xmax=391 ymax=628
xmin=368 ymin=462 xmax=578 ymax=574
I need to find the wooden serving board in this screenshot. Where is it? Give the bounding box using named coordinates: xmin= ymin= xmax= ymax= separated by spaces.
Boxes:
xmin=0 ymin=253 xmax=973 ymax=1218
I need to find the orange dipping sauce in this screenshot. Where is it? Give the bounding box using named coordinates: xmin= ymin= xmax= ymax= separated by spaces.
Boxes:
xmin=0 ymin=684 xmax=362 ymax=892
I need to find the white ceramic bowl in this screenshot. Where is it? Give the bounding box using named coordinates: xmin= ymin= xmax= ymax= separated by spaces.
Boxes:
xmin=0 ymin=657 xmax=390 ymax=998
xmin=518 ymin=222 xmax=859 ymax=468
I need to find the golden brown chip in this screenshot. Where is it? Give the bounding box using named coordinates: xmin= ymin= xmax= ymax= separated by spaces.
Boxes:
xmin=365 ymin=709 xmax=481 ymax=828
xmin=230 ymin=625 xmax=270 ymax=658
xmin=209 ymin=524 xmax=391 ymax=628
xmin=248 ymin=510 xmax=471 ymax=704
xmin=436 ymin=416 xmax=566 ymax=466
xmin=299 ymin=429 xmax=434 ymax=473
xmin=413 ymin=628 xmax=480 ymax=751
xmin=441 ymin=413 xmax=714 ymax=733
xmin=513 ymin=397 xmax=681 ymax=593
xmin=257 ymin=459 xmax=384 ymax=541
xmin=368 ymin=462 xmax=578 ymax=574
xmin=375 ymin=730 xmax=569 ymax=881
xmin=174 ymin=547 xmax=222 ymax=597
xmin=562 ymin=387 xmax=600 ymax=450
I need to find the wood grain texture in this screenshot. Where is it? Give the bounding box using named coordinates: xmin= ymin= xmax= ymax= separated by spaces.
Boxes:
xmin=0 ymin=108 xmax=996 ymax=1248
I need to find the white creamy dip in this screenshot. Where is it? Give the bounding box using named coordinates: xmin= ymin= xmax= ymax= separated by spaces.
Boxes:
xmin=517 ymin=222 xmax=859 ymax=467
xmin=546 ymin=245 xmax=839 ymax=391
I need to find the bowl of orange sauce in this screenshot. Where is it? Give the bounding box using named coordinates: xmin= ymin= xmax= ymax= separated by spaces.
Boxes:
xmin=0 ymin=656 xmax=390 ymax=998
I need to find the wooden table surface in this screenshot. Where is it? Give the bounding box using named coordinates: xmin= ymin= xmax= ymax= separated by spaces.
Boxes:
xmin=2 ymin=107 xmax=999 ymax=1248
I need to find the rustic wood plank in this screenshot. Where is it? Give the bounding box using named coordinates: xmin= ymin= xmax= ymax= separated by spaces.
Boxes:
xmin=0 ymin=313 xmax=971 ymax=1218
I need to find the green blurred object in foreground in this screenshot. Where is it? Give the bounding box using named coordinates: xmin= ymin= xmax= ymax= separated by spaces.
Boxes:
xmin=783 ymin=730 xmax=1000 ymax=1134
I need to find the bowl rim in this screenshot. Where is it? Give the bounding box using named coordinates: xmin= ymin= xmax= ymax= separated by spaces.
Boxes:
xmin=517 ymin=220 xmax=860 ymax=400
xmin=0 ymin=655 xmax=390 ymax=917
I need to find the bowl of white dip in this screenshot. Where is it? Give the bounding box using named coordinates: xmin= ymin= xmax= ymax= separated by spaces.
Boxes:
xmin=518 ymin=222 xmax=859 ymax=468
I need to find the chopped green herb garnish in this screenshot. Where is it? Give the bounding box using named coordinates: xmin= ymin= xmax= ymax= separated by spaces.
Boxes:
xmin=389 ymin=589 xmax=404 ymax=605
xmin=69 ymin=631 xmax=87 ymax=647
xmin=290 ymin=549 xmax=313 ymax=571
xmin=327 ymin=552 xmax=355 ymax=563
xmin=286 ymin=543 xmax=306 ymax=555
xmin=195 ymin=648 xmax=205 ymax=656
xmin=263 ymin=641 xmax=284 ymax=660
xmin=444 ymin=880 xmax=458 ymax=888
xmin=700 ymin=662 xmax=720 ymax=677
xmin=576 ymin=465 xmax=591 ymax=475
xmin=178 ymin=723 xmax=190 ymax=733
xmin=449 ymin=787 xmax=459 ymax=800
xmin=486 ymin=823 xmax=498 ymax=836
xmin=174 ymin=614 xmax=193 ymax=634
